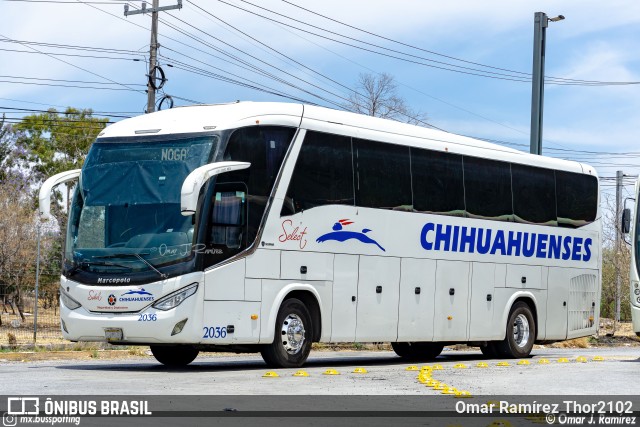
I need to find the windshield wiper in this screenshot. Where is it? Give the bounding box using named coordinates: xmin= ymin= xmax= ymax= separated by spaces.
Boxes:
xmin=94 ymin=253 xmax=167 ymax=279
xmin=67 ymin=260 xmax=131 ymax=276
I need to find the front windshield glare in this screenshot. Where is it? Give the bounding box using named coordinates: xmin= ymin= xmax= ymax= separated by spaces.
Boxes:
xmin=65 ymin=134 xmax=217 ymax=275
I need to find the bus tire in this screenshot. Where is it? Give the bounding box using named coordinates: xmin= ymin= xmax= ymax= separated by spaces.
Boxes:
xmin=260 ymin=298 xmax=312 ymax=368
xmin=496 ymin=302 xmax=536 ymax=358
xmin=150 ymin=345 xmax=199 ymax=367
xmin=391 ymin=342 xmax=444 ymax=360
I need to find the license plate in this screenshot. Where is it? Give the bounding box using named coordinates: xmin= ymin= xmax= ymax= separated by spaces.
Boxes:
xmin=104 ymin=328 xmax=123 ymax=342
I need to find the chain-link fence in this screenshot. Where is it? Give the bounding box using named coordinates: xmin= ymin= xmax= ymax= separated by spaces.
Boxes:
xmin=1 ymin=273 xmax=64 ymax=347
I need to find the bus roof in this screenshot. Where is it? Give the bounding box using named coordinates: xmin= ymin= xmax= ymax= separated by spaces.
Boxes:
xmin=99 ymin=101 xmax=596 ymax=178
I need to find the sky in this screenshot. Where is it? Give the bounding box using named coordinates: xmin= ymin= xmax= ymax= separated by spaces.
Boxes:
xmin=1 ymin=0 xmax=639 ymax=206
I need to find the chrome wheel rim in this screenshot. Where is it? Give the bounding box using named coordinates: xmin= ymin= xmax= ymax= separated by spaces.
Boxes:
xmin=281 ymin=313 xmax=305 ymax=355
xmin=513 ymin=314 xmax=530 ymax=348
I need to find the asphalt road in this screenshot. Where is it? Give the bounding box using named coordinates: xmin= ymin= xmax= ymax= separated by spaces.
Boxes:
xmin=2 ymin=347 xmax=639 ymax=396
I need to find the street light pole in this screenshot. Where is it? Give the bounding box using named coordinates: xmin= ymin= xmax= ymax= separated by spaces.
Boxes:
xmin=530 ymin=12 xmax=564 ymax=155
xmin=33 ymin=221 xmax=41 ymax=343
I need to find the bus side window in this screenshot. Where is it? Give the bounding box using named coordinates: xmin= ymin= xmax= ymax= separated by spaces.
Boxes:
xmin=511 ymin=164 xmax=557 ymax=226
xmin=556 ymin=171 xmax=597 ymax=228
xmin=463 ymin=156 xmax=513 ymax=221
xmin=411 ymin=148 xmax=465 ymax=216
xmin=353 ymin=138 xmax=412 ymax=211
xmin=283 ymin=131 xmax=354 ymax=214
xmin=218 ymin=126 xmax=296 ymax=242
xmin=209 ymin=190 xmax=246 ymax=249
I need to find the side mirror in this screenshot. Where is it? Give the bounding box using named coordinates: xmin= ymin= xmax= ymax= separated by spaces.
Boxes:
xmin=622 ymin=208 xmax=631 ymax=234
xmin=39 ymin=169 xmax=81 ymax=220
xmin=180 ymin=161 xmax=250 ymax=216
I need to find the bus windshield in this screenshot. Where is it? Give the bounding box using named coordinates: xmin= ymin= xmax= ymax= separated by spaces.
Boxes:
xmin=65 ymin=133 xmax=218 ymax=277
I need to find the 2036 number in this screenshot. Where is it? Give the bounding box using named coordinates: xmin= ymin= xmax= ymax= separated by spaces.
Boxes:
xmin=202 ymin=326 xmax=227 ymax=339
xmin=138 ymin=313 xmax=157 ymax=322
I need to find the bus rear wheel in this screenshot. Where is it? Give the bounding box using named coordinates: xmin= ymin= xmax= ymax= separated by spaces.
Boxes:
xmin=261 ymin=298 xmax=313 ymax=368
xmin=150 ymin=345 xmax=199 ymax=367
xmin=496 ymin=302 xmax=536 ymax=358
xmin=391 ymin=342 xmax=444 ymax=360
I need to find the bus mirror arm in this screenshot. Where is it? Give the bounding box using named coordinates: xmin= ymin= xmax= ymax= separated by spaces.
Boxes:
xmin=39 ymin=169 xmax=81 ymax=220
xmin=180 ymin=161 xmax=251 ymax=216
xmin=622 ymin=208 xmax=631 ymax=235
xmin=622 ymin=197 xmax=635 ymax=244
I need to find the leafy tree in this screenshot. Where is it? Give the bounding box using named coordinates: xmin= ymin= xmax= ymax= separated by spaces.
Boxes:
xmin=0 ymin=115 xmax=20 ymax=183
xmin=14 ymin=107 xmax=108 ymax=183
xmin=344 ymin=72 xmax=428 ymax=126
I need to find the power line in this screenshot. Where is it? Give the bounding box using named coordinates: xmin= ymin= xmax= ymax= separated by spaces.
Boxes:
xmin=0 ymin=106 xmax=133 ymax=118
xmin=0 ymin=47 xmax=143 ymax=61
xmin=0 ymin=97 xmax=140 ymax=114
xmin=0 ymin=37 xmax=146 ymax=55
xmin=212 ymin=1 xmax=525 ymax=137
xmin=0 ymin=79 xmax=137 ymax=91
xmin=183 ymin=1 xmax=441 ymax=129
xmin=3 ymin=116 xmax=115 ymax=124
xmin=216 ymin=0 xmax=640 ymax=86
xmin=163 ymin=58 xmax=317 ymax=104
xmin=279 ymin=0 xmax=640 ymax=86
xmin=2 ymin=0 xmax=126 ymax=3
xmin=1 ymin=119 xmax=111 ymax=130
xmin=0 ymin=31 xmax=144 ymax=94
xmin=212 ymin=0 xmax=533 ymax=83
xmin=0 ymin=74 xmax=145 ymax=86
xmin=162 ymin=9 xmax=351 ymax=107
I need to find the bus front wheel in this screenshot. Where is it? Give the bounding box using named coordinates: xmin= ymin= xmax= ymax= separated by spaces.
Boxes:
xmin=496 ymin=302 xmax=536 ymax=358
xmin=150 ymin=345 xmax=199 ymax=367
xmin=261 ymin=298 xmax=313 ymax=368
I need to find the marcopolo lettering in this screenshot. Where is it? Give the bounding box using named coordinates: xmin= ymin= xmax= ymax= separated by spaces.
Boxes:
xmin=420 ymin=222 xmax=592 ymax=262
xmin=97 ymin=277 xmax=131 ymax=284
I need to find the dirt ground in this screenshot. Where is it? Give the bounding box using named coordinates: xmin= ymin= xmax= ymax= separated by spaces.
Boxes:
xmin=0 ymin=319 xmax=637 ymax=363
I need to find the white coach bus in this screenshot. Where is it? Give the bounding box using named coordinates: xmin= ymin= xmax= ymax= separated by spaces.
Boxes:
xmin=40 ymin=102 xmax=602 ymax=368
xmin=622 ymin=178 xmax=640 ymax=336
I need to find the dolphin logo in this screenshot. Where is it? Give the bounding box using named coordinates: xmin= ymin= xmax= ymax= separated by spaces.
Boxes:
xmin=316 ymin=219 xmax=385 ymax=251
xmin=121 ymin=288 xmax=153 ymax=296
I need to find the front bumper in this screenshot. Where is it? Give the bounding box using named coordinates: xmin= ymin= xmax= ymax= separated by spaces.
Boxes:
xmin=60 ymin=288 xmax=203 ymax=344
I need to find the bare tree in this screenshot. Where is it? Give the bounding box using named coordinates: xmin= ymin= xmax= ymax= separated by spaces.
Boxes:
xmin=344 ymin=73 xmax=428 ymax=126
xmin=600 ymin=192 xmax=632 ymax=335
xmin=0 ymin=182 xmax=38 ymax=324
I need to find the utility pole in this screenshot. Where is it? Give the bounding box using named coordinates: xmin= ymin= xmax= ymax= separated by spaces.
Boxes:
xmin=530 ymin=12 xmax=564 ymax=155
xmin=125 ymin=0 xmax=182 ymax=113
xmin=615 ymin=170 xmax=623 ymax=327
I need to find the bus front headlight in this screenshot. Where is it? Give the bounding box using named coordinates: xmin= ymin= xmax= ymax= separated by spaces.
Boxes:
xmin=152 ymin=283 xmax=198 ymax=311
xmin=60 ymin=286 xmax=82 ymax=310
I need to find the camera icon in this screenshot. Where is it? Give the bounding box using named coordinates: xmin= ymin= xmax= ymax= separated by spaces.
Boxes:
xmin=2 ymin=412 xmax=17 ymax=427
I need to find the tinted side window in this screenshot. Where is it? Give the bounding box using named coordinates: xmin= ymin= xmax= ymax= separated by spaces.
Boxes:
xmin=411 ymin=148 xmax=465 ymax=216
xmin=217 ymin=126 xmax=295 ymax=243
xmin=354 ymin=138 xmax=412 ymax=210
xmin=511 ymin=164 xmax=557 ymax=225
xmin=282 ymin=131 xmax=354 ymax=215
xmin=463 ymin=156 xmax=513 ymax=221
xmin=556 ymin=171 xmax=598 ymax=228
